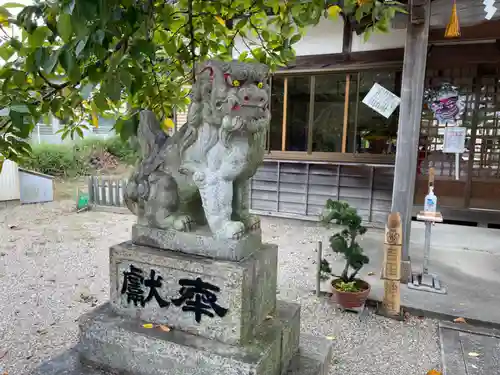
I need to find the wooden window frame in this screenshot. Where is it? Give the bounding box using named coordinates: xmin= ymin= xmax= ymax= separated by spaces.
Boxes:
xmin=268 ymin=70 xmax=398 ymax=164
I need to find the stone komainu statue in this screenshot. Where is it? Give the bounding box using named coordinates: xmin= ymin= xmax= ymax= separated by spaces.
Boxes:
xmin=124 ymin=60 xmax=270 ymax=240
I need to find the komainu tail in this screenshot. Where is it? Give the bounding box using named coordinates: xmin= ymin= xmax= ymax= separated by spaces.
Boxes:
xmin=123 ymin=110 xmax=169 ymax=215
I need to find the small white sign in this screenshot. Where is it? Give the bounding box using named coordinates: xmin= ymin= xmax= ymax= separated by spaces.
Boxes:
xmin=362 ymin=83 xmax=401 ymax=119
xmin=443 ymin=126 xmax=466 ymax=154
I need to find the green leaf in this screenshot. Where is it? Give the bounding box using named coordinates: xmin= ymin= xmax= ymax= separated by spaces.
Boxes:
xmin=131 ymin=39 xmax=156 ymax=59
xmin=9 ymin=110 xmax=24 ymax=131
xmin=9 ymin=39 xmax=22 ymax=51
xmin=94 ymin=30 xmax=105 ymax=45
xmin=119 ymin=70 xmax=132 ymax=91
xmin=87 ymin=64 xmax=103 ymax=82
xmin=163 ymin=39 xmax=177 ymax=56
xmin=2 ymin=3 xmax=25 ymax=8
xmin=29 ymin=26 xmax=52 ymax=49
xmin=75 ymin=126 xmax=84 ymax=138
xmin=57 ymin=13 xmax=73 ymax=43
xmin=119 ymin=116 xmax=138 ymax=141
xmin=75 ymin=36 xmax=89 ymax=56
xmin=80 ymin=83 xmax=94 ymax=100
xmin=43 ymin=48 xmax=60 ymax=73
xmin=12 ymin=71 xmax=25 ymax=86
xmin=289 ymin=34 xmax=301 ymax=45
xmin=235 ymin=18 xmax=248 ymax=30
xmin=69 ymin=64 xmax=81 ymax=83
xmin=0 ymin=44 xmax=14 ymax=61
xmin=104 ymin=78 xmax=122 ymax=102
xmin=10 ymin=104 xmax=30 ymax=113
xmin=0 ymin=7 xmax=11 ymax=24
xmin=59 ymin=48 xmax=75 ymax=73
xmin=93 ymin=91 xmax=109 ymax=111
xmin=363 ymin=28 xmax=372 ymax=42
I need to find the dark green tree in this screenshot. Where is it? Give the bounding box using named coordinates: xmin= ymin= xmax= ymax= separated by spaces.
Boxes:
xmin=320 ymin=200 xmax=369 ymax=287
xmin=0 ymin=0 xmax=405 ymax=169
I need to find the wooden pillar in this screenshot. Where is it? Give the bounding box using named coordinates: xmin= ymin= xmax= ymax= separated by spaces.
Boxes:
xmin=390 ymin=0 xmax=431 ymax=282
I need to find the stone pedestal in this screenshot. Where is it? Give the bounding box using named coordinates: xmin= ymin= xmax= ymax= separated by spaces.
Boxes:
xmin=33 ymin=230 xmax=333 ymax=375
xmin=108 ymin=241 xmax=278 ymax=345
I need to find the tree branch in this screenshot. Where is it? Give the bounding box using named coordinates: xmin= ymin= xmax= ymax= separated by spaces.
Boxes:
xmin=41 ymin=32 xmax=133 ymax=101
xmin=248 ymin=19 xmax=277 ymax=59
xmin=187 ymin=0 xmax=196 ymax=82
xmin=38 ymin=71 xmax=65 ymax=90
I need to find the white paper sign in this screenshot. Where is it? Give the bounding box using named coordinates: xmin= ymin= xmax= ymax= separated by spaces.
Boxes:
xmin=443 ymin=127 xmax=466 ymax=153
xmin=362 ymin=83 xmax=401 ymax=119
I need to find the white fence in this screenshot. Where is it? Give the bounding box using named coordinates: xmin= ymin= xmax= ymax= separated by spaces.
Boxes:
xmin=0 ymin=160 xmax=20 ymax=202
xmin=87 ymin=176 xmax=128 ymax=208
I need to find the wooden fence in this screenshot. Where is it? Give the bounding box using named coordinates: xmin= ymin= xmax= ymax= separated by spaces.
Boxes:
xmin=87 ymin=176 xmax=128 ymax=212
xmin=87 ymin=163 xmax=394 ymax=224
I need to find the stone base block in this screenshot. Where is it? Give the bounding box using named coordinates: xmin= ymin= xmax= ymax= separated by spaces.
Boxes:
xmin=285 ymin=335 xmax=334 ymax=375
xmin=132 ymin=224 xmax=262 ymax=261
xmin=74 ymin=301 xmax=304 ymax=375
xmin=31 ymin=335 xmax=332 ymax=375
xmin=110 ymin=241 xmax=277 ymax=345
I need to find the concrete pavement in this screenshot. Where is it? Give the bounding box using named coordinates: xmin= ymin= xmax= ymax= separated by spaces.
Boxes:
xmin=319 ymin=221 xmax=500 ymax=326
xmin=439 ymin=321 xmax=500 ymax=374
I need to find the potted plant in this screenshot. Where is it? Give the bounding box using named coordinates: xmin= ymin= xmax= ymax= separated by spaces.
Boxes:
xmin=320 ymin=199 xmax=370 ymax=309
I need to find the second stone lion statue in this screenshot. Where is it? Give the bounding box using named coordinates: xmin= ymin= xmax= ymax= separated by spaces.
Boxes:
xmin=124 ymin=60 xmax=270 ymax=240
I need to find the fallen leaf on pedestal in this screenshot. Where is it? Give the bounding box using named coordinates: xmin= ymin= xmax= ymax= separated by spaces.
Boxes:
xmin=143 ymin=323 xmax=153 ymax=329
xmin=158 ymin=324 xmax=171 ymax=332
xmin=453 ymin=317 xmax=467 ymax=323
xmin=468 ymin=352 xmax=480 ymax=357
xmin=426 ymin=370 xmax=441 ymax=375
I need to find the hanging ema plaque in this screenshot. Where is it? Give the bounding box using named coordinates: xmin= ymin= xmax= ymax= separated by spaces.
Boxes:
xmin=423 ymin=83 xmax=465 ymax=124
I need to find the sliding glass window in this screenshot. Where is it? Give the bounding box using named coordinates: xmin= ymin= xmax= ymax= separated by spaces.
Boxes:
xmin=268 ymin=69 xmax=402 ymax=155
xmin=311 ymin=74 xmax=346 ymax=152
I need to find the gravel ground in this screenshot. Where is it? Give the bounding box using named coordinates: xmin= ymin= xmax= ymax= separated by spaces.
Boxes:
xmin=0 ymin=201 xmax=440 ymax=375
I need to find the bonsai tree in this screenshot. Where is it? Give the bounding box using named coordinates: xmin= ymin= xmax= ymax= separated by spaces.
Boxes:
xmin=319 ymin=199 xmax=369 ymax=292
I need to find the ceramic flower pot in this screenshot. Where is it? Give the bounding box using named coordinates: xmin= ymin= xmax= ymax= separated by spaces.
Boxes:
xmin=331 ymin=278 xmax=371 ymax=309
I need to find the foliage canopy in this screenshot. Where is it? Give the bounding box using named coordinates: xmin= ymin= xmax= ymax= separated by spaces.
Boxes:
xmin=0 ymin=0 xmax=405 ymax=168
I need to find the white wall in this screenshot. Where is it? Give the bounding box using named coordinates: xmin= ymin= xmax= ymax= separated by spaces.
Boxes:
xmin=351 ymin=28 xmax=406 ymax=52
xmin=232 ymin=18 xmax=344 ymax=59
xmin=0 ymin=160 xmax=20 ymax=202
xmin=232 ymin=17 xmax=406 ymax=59
xmin=293 ymin=18 xmax=344 ymax=56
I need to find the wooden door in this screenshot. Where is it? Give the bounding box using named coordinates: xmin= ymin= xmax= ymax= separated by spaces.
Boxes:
xmin=465 ymin=68 xmax=500 ymax=211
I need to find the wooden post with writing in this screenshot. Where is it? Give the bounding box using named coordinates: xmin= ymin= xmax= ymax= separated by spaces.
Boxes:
xmin=380 ymin=212 xmax=403 ymax=318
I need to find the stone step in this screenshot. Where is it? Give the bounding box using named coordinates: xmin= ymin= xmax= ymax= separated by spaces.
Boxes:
xmin=77 ymin=303 xmax=278 ymax=375
xmin=73 ymin=300 xmax=304 ymax=375
xmin=31 ymin=334 xmax=332 ymax=375
xmin=286 ymin=335 xmax=334 ymax=375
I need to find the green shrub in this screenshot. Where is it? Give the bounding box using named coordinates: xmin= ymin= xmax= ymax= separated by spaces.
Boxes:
xmin=103 ymin=136 xmax=139 ymax=165
xmin=20 ymin=136 xmax=139 ymax=177
xmin=20 ymin=143 xmax=90 ymax=177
